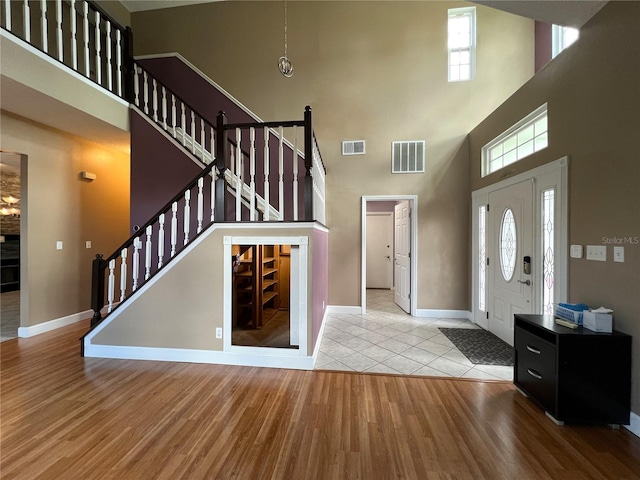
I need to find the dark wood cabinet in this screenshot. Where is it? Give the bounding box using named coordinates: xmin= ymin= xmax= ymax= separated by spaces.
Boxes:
xmin=514 ymin=314 xmax=631 ymax=426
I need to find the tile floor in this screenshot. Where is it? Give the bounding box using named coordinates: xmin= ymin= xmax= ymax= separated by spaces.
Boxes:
xmin=315 ymin=289 xmax=513 ymax=381
xmin=1 ymin=290 xmax=20 ymax=342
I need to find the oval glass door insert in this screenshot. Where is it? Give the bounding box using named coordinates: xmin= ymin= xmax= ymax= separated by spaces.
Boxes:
xmin=500 ymin=208 xmax=517 ymax=281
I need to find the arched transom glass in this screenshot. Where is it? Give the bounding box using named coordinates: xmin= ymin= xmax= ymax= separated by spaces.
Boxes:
xmin=500 ymin=208 xmax=517 ymax=281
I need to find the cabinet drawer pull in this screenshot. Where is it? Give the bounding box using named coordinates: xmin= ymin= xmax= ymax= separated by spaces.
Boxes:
xmin=527 ymin=369 xmax=543 ymax=380
xmin=526 ymin=345 xmax=541 ymax=355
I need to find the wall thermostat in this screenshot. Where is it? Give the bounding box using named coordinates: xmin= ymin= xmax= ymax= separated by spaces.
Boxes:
xmin=570 ymin=245 xmax=583 ymax=258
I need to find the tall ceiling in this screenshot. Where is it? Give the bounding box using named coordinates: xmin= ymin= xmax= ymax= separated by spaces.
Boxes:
xmin=120 ymin=0 xmax=608 ymax=28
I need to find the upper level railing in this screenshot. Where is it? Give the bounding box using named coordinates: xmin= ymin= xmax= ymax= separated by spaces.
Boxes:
xmin=1 ymin=0 xmax=133 ymax=100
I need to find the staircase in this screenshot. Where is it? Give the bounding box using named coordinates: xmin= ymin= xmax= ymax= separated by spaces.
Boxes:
xmin=1 ymin=1 xmax=327 ymax=339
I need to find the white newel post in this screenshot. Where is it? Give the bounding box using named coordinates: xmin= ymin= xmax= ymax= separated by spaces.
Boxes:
xmin=250 ymin=127 xmax=256 ymax=221
xmin=197 ymin=178 xmax=204 ymax=234
xmin=145 ymin=226 xmax=153 ymax=280
xmin=158 ymin=214 xmax=165 ymax=268
xmin=278 ymin=126 xmax=284 ymax=221
xmin=170 ymin=202 xmax=178 ymax=257
xmin=183 ymin=190 xmax=191 ymax=245
xmin=132 ymin=238 xmax=141 ymax=292
xmin=107 ymin=259 xmax=115 ymax=313
xmin=263 ymin=128 xmax=270 ymax=221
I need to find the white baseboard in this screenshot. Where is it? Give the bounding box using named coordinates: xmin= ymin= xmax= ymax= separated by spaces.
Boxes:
xmin=624 ymin=411 xmax=640 ymax=438
xmin=414 ymin=309 xmax=472 ymax=320
xmin=327 ymin=305 xmax=362 ymax=315
xmin=84 ymin=344 xmax=315 ymax=370
xmin=18 ymin=309 xmax=92 ymax=338
xmin=312 ymin=308 xmax=330 ymax=368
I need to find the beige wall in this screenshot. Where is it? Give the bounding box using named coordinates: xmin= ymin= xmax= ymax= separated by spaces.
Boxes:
xmin=95 ymin=0 xmax=131 ymax=27
xmin=469 ymin=2 xmax=640 ymax=413
xmin=132 ymin=1 xmax=534 ymax=310
xmin=91 ymin=225 xmax=319 ymax=353
xmin=0 ymin=112 xmax=130 ymax=326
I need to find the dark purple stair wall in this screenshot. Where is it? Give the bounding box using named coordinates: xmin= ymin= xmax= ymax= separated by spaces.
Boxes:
xmin=130 ymin=109 xmax=204 ymax=233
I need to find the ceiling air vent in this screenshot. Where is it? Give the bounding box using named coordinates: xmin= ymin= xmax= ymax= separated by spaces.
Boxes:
xmin=392 ymin=140 xmax=425 ymax=173
xmin=342 ymin=140 xmax=366 ymax=156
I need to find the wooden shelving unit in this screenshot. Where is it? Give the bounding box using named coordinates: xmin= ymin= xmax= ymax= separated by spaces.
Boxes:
xmin=233 ymin=245 xmax=280 ymax=329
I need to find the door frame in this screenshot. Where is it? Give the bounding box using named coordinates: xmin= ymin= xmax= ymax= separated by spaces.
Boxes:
xmin=365 ymin=212 xmax=393 ymax=289
xmin=361 ymin=195 xmax=418 ymax=315
xmin=471 ymin=157 xmax=568 ymax=329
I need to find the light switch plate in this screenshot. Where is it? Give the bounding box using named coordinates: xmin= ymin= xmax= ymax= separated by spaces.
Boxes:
xmin=586 ymin=245 xmax=606 ymax=261
xmin=86 ymin=241 xmax=92 ymax=249
xmin=56 ymin=241 xmax=63 ymax=250
xmin=614 ymin=246 xmax=624 ymax=262
xmin=570 ymin=245 xmax=583 ymax=258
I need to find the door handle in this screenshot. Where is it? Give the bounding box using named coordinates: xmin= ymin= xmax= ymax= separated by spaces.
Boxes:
xmin=517 ymin=279 xmax=531 ymax=286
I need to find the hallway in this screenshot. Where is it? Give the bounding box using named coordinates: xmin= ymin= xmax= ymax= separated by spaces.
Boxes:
xmin=315 ymin=289 xmax=513 ymax=381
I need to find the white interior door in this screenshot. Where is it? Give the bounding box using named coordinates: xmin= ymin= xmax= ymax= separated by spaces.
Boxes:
xmin=366 ymin=214 xmax=393 ymax=289
xmin=394 ymin=201 xmax=411 ymax=313
xmin=488 ymin=180 xmax=533 ymax=345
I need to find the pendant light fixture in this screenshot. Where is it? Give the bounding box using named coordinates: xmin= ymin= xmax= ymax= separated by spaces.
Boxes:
xmin=278 ymin=1 xmax=294 ymax=78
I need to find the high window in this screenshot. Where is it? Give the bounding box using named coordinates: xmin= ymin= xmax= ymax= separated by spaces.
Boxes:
xmin=481 ymin=104 xmax=548 ymax=177
xmin=448 ymin=7 xmax=476 ymax=82
xmin=552 ymin=25 xmax=579 ymax=58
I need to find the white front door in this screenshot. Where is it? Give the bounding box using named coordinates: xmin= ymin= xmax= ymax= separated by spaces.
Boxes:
xmin=366 ymin=213 xmax=393 ymax=289
xmin=488 ymin=180 xmax=533 ymax=345
xmin=394 ymin=201 xmax=411 ymax=313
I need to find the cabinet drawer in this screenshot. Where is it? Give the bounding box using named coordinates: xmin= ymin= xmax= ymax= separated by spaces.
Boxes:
xmin=515 ymin=327 xmax=557 ymax=413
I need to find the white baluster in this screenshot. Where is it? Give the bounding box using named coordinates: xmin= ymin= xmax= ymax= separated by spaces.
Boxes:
xmin=210 ymin=168 xmax=216 ymax=222
xmin=278 ymin=126 xmax=284 ymax=221
xmin=171 ymin=96 xmax=177 ymax=137
xmin=197 ymin=178 xmax=204 ymax=233
xmin=145 ymin=226 xmax=152 ymax=280
xmin=4 ymin=0 xmax=11 ymax=31
xmin=152 ymin=79 xmax=158 ymax=122
xmin=250 ymin=127 xmax=256 ymax=221
xmin=180 ymin=104 xmax=186 ymax=146
xmin=170 ymin=202 xmax=178 ymax=257
xmin=94 ymin=11 xmax=101 ymax=85
xmin=70 ymin=0 xmax=77 ymax=70
xmin=119 ymin=248 xmax=127 ymax=302
xmin=263 ymin=128 xmax=270 ymax=221
xmin=158 ymin=214 xmax=165 ymax=268
xmin=105 ymin=22 xmax=113 ymax=92
xmin=82 ymin=2 xmax=89 ymax=77
xmin=200 ymin=120 xmax=205 ymax=161
xmin=55 ymin=0 xmax=63 ymax=61
xmin=229 ymin=145 xmax=235 ymax=176
xmin=235 ymin=128 xmax=242 ymax=221
xmin=132 ymin=238 xmax=141 ymax=292
xmin=133 ymin=66 xmax=139 ymax=107
xmin=143 ymin=71 xmax=149 ymax=114
xmin=116 ymin=29 xmax=122 ymax=96
xmin=191 ymin=111 xmax=196 ymax=154
xmin=183 ymin=190 xmax=191 ymax=245
xmin=107 ymin=259 xmax=115 ymax=313
xmin=40 ymin=0 xmax=48 ymax=53
xmin=23 ymin=0 xmax=30 ymax=42
xmin=162 ymin=87 xmax=168 ymax=130
xmin=293 ymin=126 xmax=299 ymax=221
xmin=210 ymin=129 xmax=215 ymax=165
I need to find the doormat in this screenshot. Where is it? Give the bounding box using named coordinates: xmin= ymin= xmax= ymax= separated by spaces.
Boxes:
xmin=438 ymin=328 xmax=514 ymax=366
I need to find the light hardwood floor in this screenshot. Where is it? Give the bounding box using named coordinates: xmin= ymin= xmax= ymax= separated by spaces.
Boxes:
xmin=1 ymin=320 xmax=639 ymax=479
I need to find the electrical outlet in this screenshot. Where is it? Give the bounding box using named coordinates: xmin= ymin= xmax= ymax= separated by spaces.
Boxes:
xmin=56 ymin=241 xmax=63 ymax=250
xmin=86 ymin=241 xmax=92 ymax=249
xmin=216 ymin=327 xmax=222 ymax=339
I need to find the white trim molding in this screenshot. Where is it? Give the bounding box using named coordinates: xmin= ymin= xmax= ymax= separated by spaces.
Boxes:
xmin=18 ymin=309 xmax=92 ymax=338
xmin=414 ymin=309 xmax=472 ymax=320
xmin=312 ymin=307 xmax=330 ymax=367
xmin=327 ymin=305 xmax=363 ymax=315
